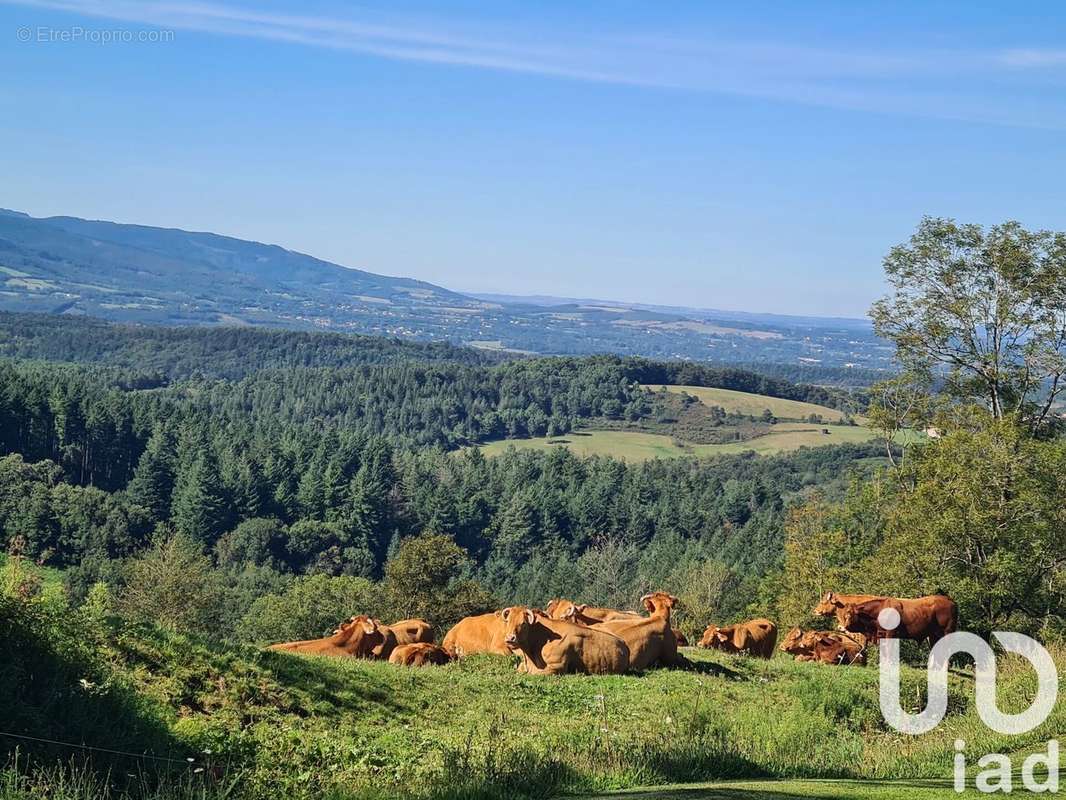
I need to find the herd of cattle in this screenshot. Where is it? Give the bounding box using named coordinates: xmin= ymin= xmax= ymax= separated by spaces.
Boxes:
xmin=267 ymin=590 xmax=959 ymax=676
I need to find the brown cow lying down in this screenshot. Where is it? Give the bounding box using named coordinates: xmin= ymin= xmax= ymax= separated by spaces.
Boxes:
xmin=441 ymin=612 xmax=511 ymax=657
xmin=813 ymin=592 xmax=884 ymax=628
xmin=699 ymin=618 xmax=778 ymax=658
xmin=840 ymin=594 xmax=958 ymax=645
xmin=389 ymin=642 xmax=452 ymax=667
xmin=387 ymin=618 xmax=434 ymax=646
xmin=546 ymin=599 xmax=640 ymax=624
xmin=500 ymin=606 xmax=630 ymax=675
xmin=780 ymin=627 xmax=867 ymax=666
xmin=591 ymin=592 xmax=682 ymax=671
xmin=268 ymin=615 xmax=397 ymax=659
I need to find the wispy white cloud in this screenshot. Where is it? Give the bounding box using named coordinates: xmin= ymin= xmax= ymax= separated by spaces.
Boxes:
xmin=998 ymin=48 xmax=1066 ymax=68
xmin=5 ymin=0 xmax=1066 ymax=128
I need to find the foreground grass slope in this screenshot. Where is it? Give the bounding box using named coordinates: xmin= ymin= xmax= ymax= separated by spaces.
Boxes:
xmin=4 ymin=599 xmax=1062 ymax=800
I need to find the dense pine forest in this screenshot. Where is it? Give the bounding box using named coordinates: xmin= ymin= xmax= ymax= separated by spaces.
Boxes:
xmin=0 ymin=314 xmax=881 ymax=640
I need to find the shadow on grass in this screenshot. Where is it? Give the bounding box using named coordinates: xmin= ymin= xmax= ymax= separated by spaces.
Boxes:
xmin=572 ymin=777 xmax=966 ymax=800
xmin=0 ymin=604 xmax=190 ymax=790
xmin=257 ymin=649 xmax=411 ymax=717
xmin=680 ymin=658 xmax=743 ymax=680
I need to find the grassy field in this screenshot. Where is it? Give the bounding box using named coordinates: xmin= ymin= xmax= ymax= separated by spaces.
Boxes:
xmin=475 ymin=424 xmax=886 ymax=462
xmin=7 ymin=588 xmax=1062 ymax=800
xmin=642 ymin=385 xmax=848 ymax=422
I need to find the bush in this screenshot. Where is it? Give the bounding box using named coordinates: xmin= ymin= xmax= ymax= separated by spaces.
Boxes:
xmin=382 ymin=533 xmax=498 ymax=630
xmin=237 ymin=573 xmax=385 ymax=644
xmin=117 ymin=530 xmax=224 ymax=636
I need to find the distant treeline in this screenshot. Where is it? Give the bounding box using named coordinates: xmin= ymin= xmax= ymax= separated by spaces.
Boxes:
xmin=0 ymin=311 xmax=497 ymax=380
xmin=0 ymin=312 xmax=878 ymax=393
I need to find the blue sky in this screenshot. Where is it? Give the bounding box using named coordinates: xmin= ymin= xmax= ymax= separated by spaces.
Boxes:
xmin=2 ymin=2 xmax=1065 ymax=317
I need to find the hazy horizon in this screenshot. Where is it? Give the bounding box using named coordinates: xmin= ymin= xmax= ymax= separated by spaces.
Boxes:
xmin=4 ymin=1 xmax=1065 ymax=316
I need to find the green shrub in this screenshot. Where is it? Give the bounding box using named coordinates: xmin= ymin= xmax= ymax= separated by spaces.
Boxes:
xmin=237 ymin=573 xmax=384 ymax=644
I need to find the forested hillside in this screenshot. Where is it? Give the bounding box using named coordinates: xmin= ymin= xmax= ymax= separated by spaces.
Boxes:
xmin=0 ymin=328 xmax=880 ymax=617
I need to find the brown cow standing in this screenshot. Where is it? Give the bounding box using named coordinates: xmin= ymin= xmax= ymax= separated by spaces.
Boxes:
xmin=780 ymin=627 xmax=866 ymax=666
xmin=268 ymin=615 xmax=397 ymax=659
xmin=840 ymin=595 xmax=958 ymax=646
xmin=591 ymin=592 xmax=682 ymax=671
xmin=386 ymin=619 xmax=434 ymax=646
xmin=812 ymin=592 xmax=884 ymax=628
xmin=699 ymin=618 xmax=778 ymax=658
xmin=499 ymin=606 xmax=630 ymax=675
xmin=389 ymin=642 xmax=451 ymax=666
xmin=441 ymin=612 xmax=511 ymax=657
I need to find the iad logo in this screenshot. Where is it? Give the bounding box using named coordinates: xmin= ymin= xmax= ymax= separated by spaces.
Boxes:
xmin=877 ymin=608 xmax=1060 ymax=793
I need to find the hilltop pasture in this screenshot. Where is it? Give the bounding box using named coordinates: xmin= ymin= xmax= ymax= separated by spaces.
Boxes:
xmin=3 ymin=600 xmax=1060 ymax=800
xmin=642 ymin=384 xmax=849 ymax=422
xmin=475 ymin=423 xmax=885 ymax=462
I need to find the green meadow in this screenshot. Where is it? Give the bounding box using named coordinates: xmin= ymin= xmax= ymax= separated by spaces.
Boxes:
xmin=4 ymin=595 xmax=1061 ymax=800
xmin=474 ymin=424 xmax=886 ymax=462
xmin=641 ymin=385 xmax=849 ymax=422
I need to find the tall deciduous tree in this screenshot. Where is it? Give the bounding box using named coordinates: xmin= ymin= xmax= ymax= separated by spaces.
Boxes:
xmin=871 ymin=217 xmax=1066 ymax=431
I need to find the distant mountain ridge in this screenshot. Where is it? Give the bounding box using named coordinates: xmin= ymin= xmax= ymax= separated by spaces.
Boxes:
xmin=0 ymin=208 xmax=891 ymax=374
xmin=468 ymin=292 xmax=873 ymax=330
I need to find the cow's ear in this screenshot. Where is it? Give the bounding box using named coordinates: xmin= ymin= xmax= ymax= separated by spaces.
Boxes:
xmin=362 ymin=619 xmax=377 ymax=634
xmin=524 ymin=609 xmax=535 ymax=625
xmin=575 ymin=604 xmax=587 ymax=612
xmin=825 ymin=592 xmax=835 ymax=602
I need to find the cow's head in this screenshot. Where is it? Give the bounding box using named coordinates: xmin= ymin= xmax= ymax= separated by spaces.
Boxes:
xmin=802 ymin=631 xmax=842 ymax=651
xmin=700 ymin=624 xmax=738 ymax=652
xmin=812 ymin=591 xmax=839 ymax=616
xmin=640 ymin=592 xmax=678 ymax=615
xmin=780 ymin=626 xmax=806 ymax=653
xmin=562 ymin=605 xmax=588 ymax=622
xmin=548 ymin=600 xmax=580 ymax=621
xmin=698 ymin=624 xmax=720 ymax=649
xmin=498 ymin=606 xmax=537 ymax=650
xmin=342 ymin=615 xmax=386 ymax=656
xmin=838 ymin=604 xmax=872 ymax=634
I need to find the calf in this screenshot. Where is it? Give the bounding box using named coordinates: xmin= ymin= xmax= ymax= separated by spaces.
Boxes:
xmin=780 ymin=627 xmax=866 ymax=666
xmin=700 ymin=618 xmax=777 ymax=658
xmin=389 ymin=642 xmax=451 ymax=666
